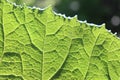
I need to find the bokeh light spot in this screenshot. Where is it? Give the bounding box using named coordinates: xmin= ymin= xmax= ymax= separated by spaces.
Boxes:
xmin=70 ymin=1 xmax=80 ymax=11
xmin=111 ymin=16 xmax=120 ymax=26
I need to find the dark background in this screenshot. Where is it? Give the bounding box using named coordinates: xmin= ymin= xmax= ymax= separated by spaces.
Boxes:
xmin=10 ymin=0 xmax=120 ymax=36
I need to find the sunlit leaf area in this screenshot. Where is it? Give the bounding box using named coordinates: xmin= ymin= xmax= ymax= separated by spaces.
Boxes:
xmin=1 ymin=0 xmax=120 ymax=80
xmin=9 ymin=0 xmax=120 ymax=36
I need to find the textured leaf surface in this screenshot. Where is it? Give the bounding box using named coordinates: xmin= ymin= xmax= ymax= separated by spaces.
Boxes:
xmin=0 ymin=0 xmax=120 ymax=80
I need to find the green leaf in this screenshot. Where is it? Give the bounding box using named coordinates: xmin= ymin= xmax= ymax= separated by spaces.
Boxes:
xmin=0 ymin=0 xmax=120 ymax=80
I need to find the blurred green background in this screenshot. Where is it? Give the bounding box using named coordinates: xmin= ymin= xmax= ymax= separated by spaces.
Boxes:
xmin=9 ymin=0 xmax=58 ymax=8
xmin=9 ymin=0 xmax=120 ymax=36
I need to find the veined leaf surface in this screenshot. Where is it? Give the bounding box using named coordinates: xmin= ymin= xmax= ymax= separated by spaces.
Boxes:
xmin=0 ymin=0 xmax=120 ymax=80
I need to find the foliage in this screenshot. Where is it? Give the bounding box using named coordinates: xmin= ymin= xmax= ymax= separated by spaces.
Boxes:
xmin=9 ymin=0 xmax=57 ymax=8
xmin=9 ymin=0 xmax=120 ymax=34
xmin=0 ymin=0 xmax=120 ymax=80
